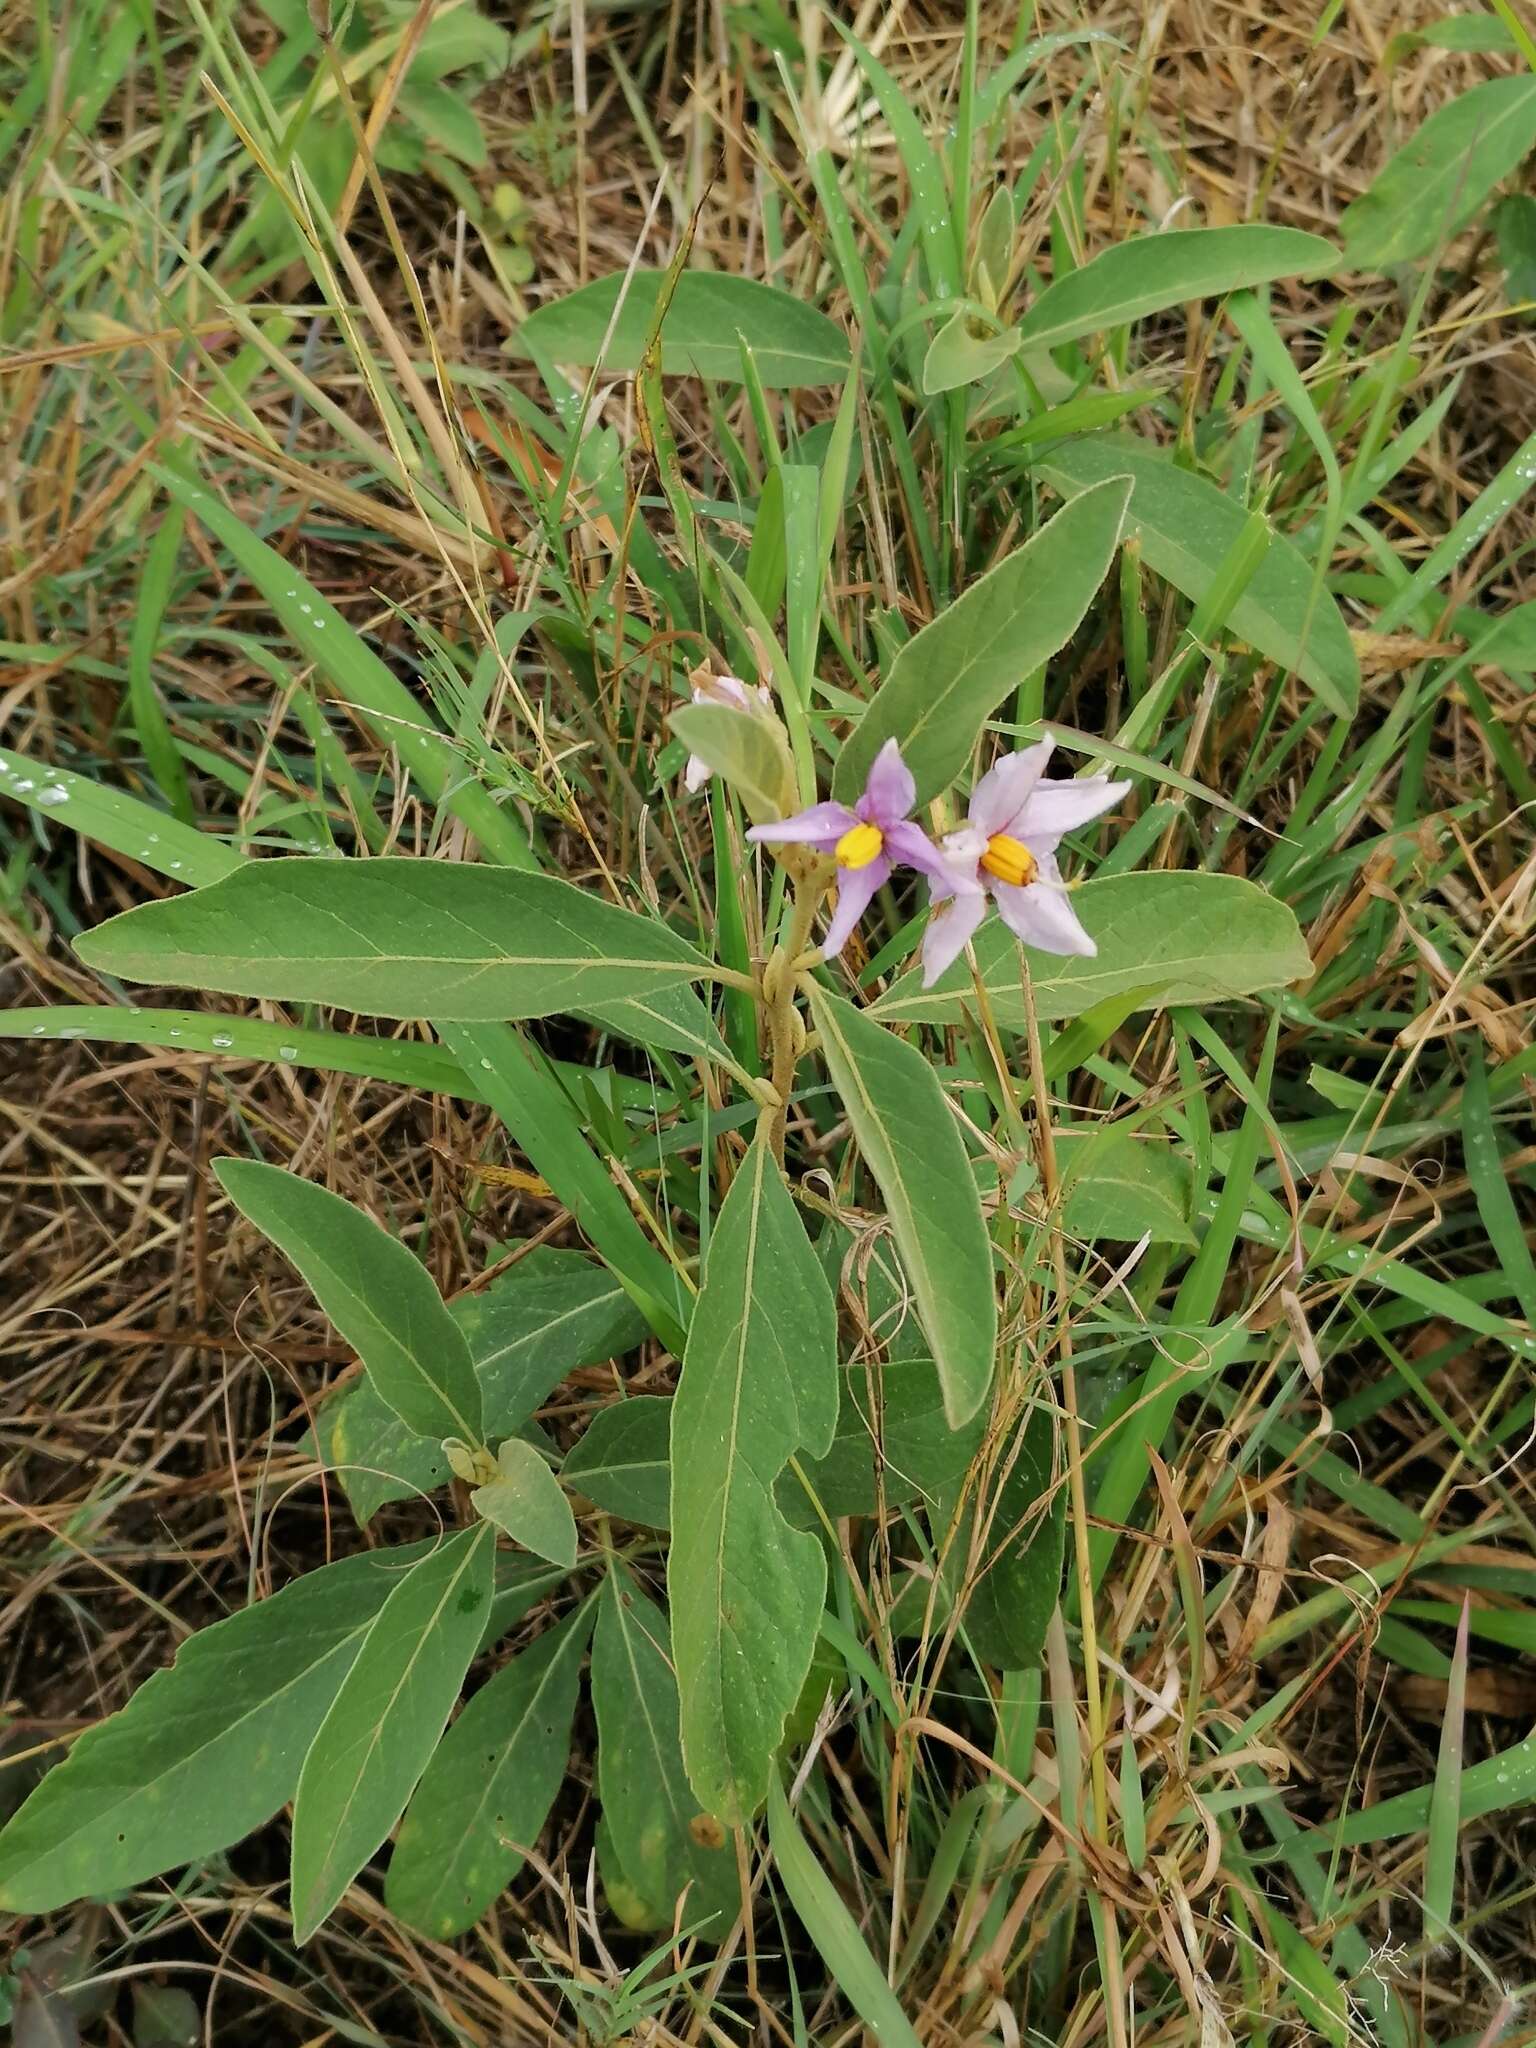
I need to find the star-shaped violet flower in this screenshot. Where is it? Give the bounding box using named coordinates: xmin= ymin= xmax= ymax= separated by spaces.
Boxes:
xmin=921 ymin=740 xmax=1131 ymax=986
xmin=747 ymin=739 xmax=944 ymax=959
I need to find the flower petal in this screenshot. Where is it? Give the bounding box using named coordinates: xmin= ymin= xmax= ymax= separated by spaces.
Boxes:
xmin=822 ymin=854 xmax=891 ymax=958
xmin=694 ymin=672 xmax=753 ymax=712
xmin=992 ymin=864 xmax=1097 ymax=958
xmin=926 ymin=835 xmax=985 ymax=906
xmin=1015 ymin=775 xmax=1130 ymax=852
xmin=921 ymin=886 xmax=987 ymax=986
xmin=683 ymin=753 xmax=712 ymax=794
xmin=969 ymin=740 xmax=1054 ymax=837
xmin=883 ymin=818 xmax=950 ymax=881
xmin=747 ymin=801 xmax=857 ymax=850
xmin=857 ymin=738 xmax=916 ymax=827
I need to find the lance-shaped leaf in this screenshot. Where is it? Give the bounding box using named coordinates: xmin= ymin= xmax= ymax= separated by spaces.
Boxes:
xmin=807 ymin=987 xmax=996 ymax=1428
xmin=75 ymin=857 xmax=713 ymax=1029
xmin=215 ymin=1159 xmax=482 ymax=1444
xmin=0 ymin=1546 xmax=434 ymax=1914
xmin=290 ymin=1525 xmax=493 ymax=1941
xmin=1340 ymin=76 xmax=1536 ymax=272
xmin=667 ymin=1138 xmax=837 ymax=1823
xmin=1036 ymin=434 xmax=1359 ymax=715
xmin=310 ymin=1248 xmax=648 ymax=1528
xmin=512 ymin=270 xmax=851 ymax=386
xmin=875 ymin=872 xmax=1310 ymax=1028
xmin=385 ymin=1604 xmax=590 ymax=1939
xmin=1013 ymin=224 xmax=1337 ymax=356
xmin=592 ymin=1567 xmax=740 ymax=1933
xmin=832 ymin=478 xmax=1131 ymax=808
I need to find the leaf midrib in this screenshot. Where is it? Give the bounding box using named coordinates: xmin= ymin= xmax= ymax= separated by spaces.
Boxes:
xmin=295 ymin=1531 xmax=485 ymax=1930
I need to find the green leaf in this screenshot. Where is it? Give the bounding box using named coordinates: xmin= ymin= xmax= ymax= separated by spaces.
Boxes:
xmin=1059 ymin=1124 xmax=1196 ymax=1246
xmin=669 ymin=702 xmax=795 ymax=822
xmin=876 ymin=872 xmax=1311 ymax=1028
xmin=784 ymin=1359 xmax=988 ymax=1526
xmin=667 ymin=1138 xmax=838 ymax=1823
xmin=131 ymin=1983 xmax=201 ymax=2048
xmin=385 ymin=1605 xmax=590 ymax=1939
xmin=1334 ymin=1726 xmax=1536 ymax=1845
xmin=765 ymin=1774 xmax=923 ymax=2048
xmin=921 ymin=311 xmax=1020 ymax=394
xmin=1 ymin=1006 xmax=488 ymax=1101
xmin=1014 ymin=225 xmax=1336 ymax=355
xmin=215 ymin=1159 xmax=482 ymax=1444
xmin=1340 ymin=76 xmax=1536 ymax=271
xmin=564 ymin=1398 xmax=671 ymax=1528
xmin=807 ymin=987 xmax=996 ymax=1428
xmin=457 ymin=1247 xmax=651 ymax=1434
xmin=943 ymin=1408 xmax=1064 ymax=1668
xmin=1388 ymin=13 xmax=1518 ymax=59
xmin=290 ymin=1525 xmax=494 ymax=1941
xmin=0 ymin=1546 xmax=428 ymax=1913
xmin=1495 ymin=193 xmax=1536 ymax=307
xmin=0 ymin=747 xmax=240 ymax=889
xmin=833 ymin=479 xmax=1132 ymax=807
xmin=311 ymin=1377 xmax=452 ymax=1527
xmin=1036 ymin=434 xmax=1359 ymax=715
xmin=479 ymin=1556 xmax=575 ymax=1655
xmin=470 ymin=1438 xmax=577 ymax=1567
xmin=309 ymin=1251 xmax=648 ymax=1526
xmin=592 ymin=1568 xmax=740 ymax=1933
xmin=76 ymin=858 xmax=713 ymax=1032
xmin=513 ymin=271 xmax=851 ymax=387
xmin=397 ymin=78 xmax=487 ymax=165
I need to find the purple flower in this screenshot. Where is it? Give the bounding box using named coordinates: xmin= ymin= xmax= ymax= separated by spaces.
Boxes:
xmin=747 ymin=739 xmax=945 ymax=959
xmin=921 ymin=741 xmax=1131 ymax=986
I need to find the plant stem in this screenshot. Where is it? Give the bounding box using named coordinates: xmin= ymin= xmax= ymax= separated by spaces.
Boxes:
xmin=760 ymin=873 xmax=823 ymax=1159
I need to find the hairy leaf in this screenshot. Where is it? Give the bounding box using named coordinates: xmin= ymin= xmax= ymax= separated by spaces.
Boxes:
xmin=215 ymin=1159 xmax=482 ymax=1443
xmin=289 ymin=1526 xmax=494 ymax=1940
xmin=592 ymin=1568 xmax=740 ymax=1932
xmin=385 ymin=1605 xmax=589 ymax=1938
xmin=668 ymin=1139 xmax=837 ymax=1822
xmin=833 ymin=479 xmax=1131 ymax=806
xmin=808 ymin=987 xmax=996 ymax=1427
xmin=877 ymin=871 xmax=1310 ymax=1027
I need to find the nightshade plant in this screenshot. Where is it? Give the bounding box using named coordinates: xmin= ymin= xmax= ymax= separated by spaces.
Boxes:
xmin=0 ymin=207 xmax=1336 ymax=1969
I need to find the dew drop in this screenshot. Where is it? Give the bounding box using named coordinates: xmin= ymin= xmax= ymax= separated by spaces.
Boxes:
xmin=31 ymin=1024 xmax=47 ymax=1036
xmin=168 ymin=1028 xmax=182 ymax=1038
xmin=211 ymin=1033 xmax=234 ymax=1049
xmin=278 ymin=1044 xmax=299 ymax=1061
xmin=35 ymin=785 xmax=69 ymax=805
xmin=480 ymin=1058 xmax=493 ymax=1071
xmin=57 ymin=1027 xmax=84 ymax=1039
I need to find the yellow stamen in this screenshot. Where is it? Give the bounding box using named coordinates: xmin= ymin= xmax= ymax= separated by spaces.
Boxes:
xmin=981 ymin=832 xmax=1037 ymax=888
xmin=835 ymin=821 xmax=885 ymax=870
